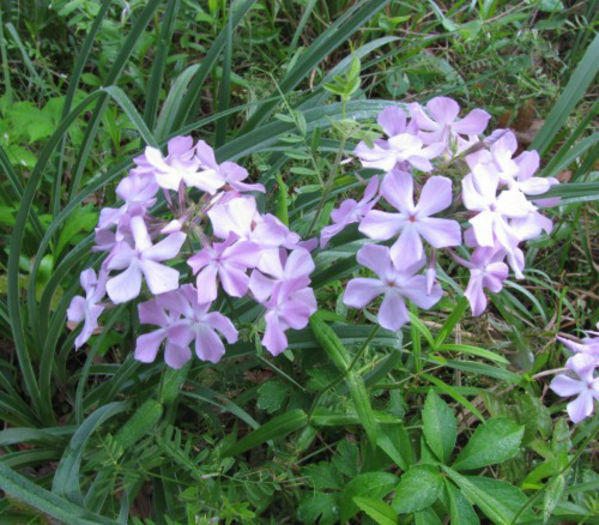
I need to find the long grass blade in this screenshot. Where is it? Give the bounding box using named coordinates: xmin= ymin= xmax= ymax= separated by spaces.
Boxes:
xmin=531 ymin=33 xmax=599 ymax=156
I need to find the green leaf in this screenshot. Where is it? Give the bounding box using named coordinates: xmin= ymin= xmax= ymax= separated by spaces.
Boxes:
xmin=433 ymin=297 xmax=468 ymax=349
xmin=543 ymin=474 xmax=566 ymax=521
xmin=223 ymin=409 xmax=307 ymax=457
xmin=0 ymin=461 xmax=112 ymax=524
xmin=257 ymin=380 xmax=289 ymax=414
xmin=445 ymin=479 xmax=479 ymax=525
xmin=55 ymin=204 xmax=97 ymax=256
xmin=531 ymin=33 xmax=599 ymax=155
xmin=298 ymin=492 xmax=338 ymax=525
xmin=436 ymin=343 xmax=509 ymax=364
xmin=354 ymin=496 xmax=398 ymax=525
xmin=346 ymin=371 xmax=379 ymax=447
xmin=452 ymin=417 xmax=524 ymax=471
xmin=392 ymin=465 xmax=443 ymax=514
xmin=309 ymin=310 xmax=351 ymax=371
xmin=442 ymin=467 xmax=534 ymax=524
xmin=302 ymin=462 xmax=343 ymax=490
xmin=422 ymin=389 xmax=457 ymax=463
xmin=376 ymin=425 xmax=411 ymax=471
xmin=52 ymin=401 xmax=129 ymax=502
xmin=340 ymin=472 xmax=398 ymax=522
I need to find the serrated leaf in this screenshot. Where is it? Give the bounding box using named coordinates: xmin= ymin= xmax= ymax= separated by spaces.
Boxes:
xmin=302 ymin=462 xmax=343 ymax=490
xmin=423 ymin=390 xmax=457 ymax=463
xmin=453 ymin=417 xmax=524 ymax=471
xmin=298 ymin=492 xmax=339 ymax=525
xmin=257 ymin=381 xmax=289 ymax=414
xmin=392 ymin=465 xmax=442 ymax=514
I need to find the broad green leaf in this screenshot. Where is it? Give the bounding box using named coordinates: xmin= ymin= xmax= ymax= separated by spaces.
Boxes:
xmin=445 ymin=479 xmax=479 ymax=525
xmin=414 ymin=508 xmax=442 ymax=525
xmin=442 ymin=467 xmax=535 ymax=524
xmin=376 ymin=424 xmax=411 ymax=471
xmin=298 ymin=492 xmax=338 ymax=525
xmin=453 ymin=417 xmax=524 ymax=471
xmin=302 ymin=462 xmax=343 ymax=490
xmin=257 ymin=380 xmax=289 ymax=414
xmin=340 ymin=472 xmax=398 ymax=522
xmin=353 ymin=496 xmax=398 ymax=525
xmin=423 ymin=390 xmax=457 ymax=463
xmin=392 ymin=465 xmax=442 ymax=514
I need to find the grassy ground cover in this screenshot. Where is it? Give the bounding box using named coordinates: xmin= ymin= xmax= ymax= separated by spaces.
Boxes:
xmin=0 ymin=0 xmax=598 ymax=522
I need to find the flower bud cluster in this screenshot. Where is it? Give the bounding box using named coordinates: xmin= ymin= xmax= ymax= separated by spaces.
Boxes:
xmin=67 ymin=137 xmax=316 ymax=367
xmin=321 ymin=97 xmax=558 ymax=329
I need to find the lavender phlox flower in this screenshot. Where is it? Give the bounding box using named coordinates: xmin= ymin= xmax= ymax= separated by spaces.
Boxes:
xmin=249 ymin=247 xmax=315 ymax=304
xmin=466 ymin=130 xmax=520 ymax=187
xmin=461 ymin=164 xmax=531 ymax=255
xmin=250 ymin=213 xmax=303 ymax=272
xmin=105 ymin=215 xmax=186 ymax=303
xmin=262 ymin=281 xmax=317 ymax=356
xmin=187 ymin=232 xmax=261 ymax=303
xmin=320 ymin=175 xmax=380 ymax=248
xmin=67 ymin=268 xmax=108 ymax=349
xmin=165 ymin=284 xmax=238 ymax=364
xmin=135 ymin=292 xmax=191 ymax=368
xmin=376 ymin=105 xmax=419 ymax=137
xmin=359 ymin=170 xmax=461 ymax=265
xmin=557 ymin=333 xmax=599 ymax=358
xmin=408 ymin=96 xmax=491 ymax=151
xmin=510 ymin=208 xmax=553 ymax=242
xmin=207 ymin=195 xmax=257 ymax=241
xmin=355 ymin=132 xmax=444 ymax=173
xmin=195 ymin=140 xmax=265 ymax=193
xmin=343 ymin=243 xmax=442 ymax=331
xmin=550 ymin=353 xmax=599 ymax=423
xmin=459 ymin=245 xmax=509 ymax=316
xmin=145 ymin=136 xmax=225 ymax=194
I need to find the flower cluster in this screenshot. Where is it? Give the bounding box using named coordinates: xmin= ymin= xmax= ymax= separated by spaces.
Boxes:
xmin=550 ymin=333 xmax=599 ymax=423
xmin=67 ymin=137 xmax=316 ymax=367
xmin=322 ymin=97 xmax=557 ymax=327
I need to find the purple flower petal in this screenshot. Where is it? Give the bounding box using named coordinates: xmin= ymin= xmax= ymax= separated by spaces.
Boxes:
xmin=194 ymin=326 xmax=226 ymax=363
xmin=378 ymin=291 xmax=409 ymax=331
xmin=106 ymin=263 xmax=142 ymax=303
xmin=416 ymin=176 xmax=453 ymax=216
xmin=453 ymin=108 xmax=491 ymax=135
xmin=143 ymin=232 xmax=186 ymax=261
xmin=427 ymin=96 xmax=460 ymax=124
xmin=140 ymin=259 xmax=180 ymax=296
xmin=567 ymin=390 xmax=594 ymax=423
xmin=359 ymin=210 xmax=404 ymax=241
xmin=164 ymin=343 xmax=192 ymax=369
xmin=343 ymin=278 xmax=384 ymax=308
xmin=195 ymin=264 xmax=219 ymax=303
xmin=135 ymin=330 xmax=167 ymax=363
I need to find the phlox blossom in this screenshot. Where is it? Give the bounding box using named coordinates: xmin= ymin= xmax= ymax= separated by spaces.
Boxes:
xmin=343 ymin=243 xmax=442 ymax=331
xmin=105 ymin=215 xmax=186 ymax=303
xmin=550 ymin=353 xmax=599 ymax=423
xmin=359 ymin=170 xmax=461 ymax=264
xmin=67 ymin=268 xmax=107 ymax=349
